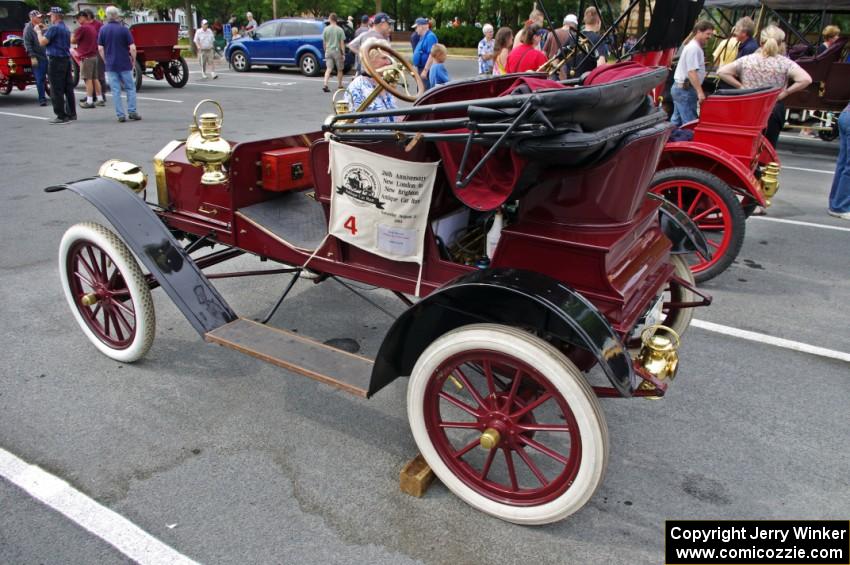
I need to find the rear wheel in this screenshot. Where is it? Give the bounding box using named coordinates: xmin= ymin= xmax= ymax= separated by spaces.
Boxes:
xmin=0 ymin=81 xmax=11 ymax=95
xmin=407 ymin=324 xmax=608 ymax=525
xmin=132 ymin=60 xmax=143 ymax=91
xmin=230 ymin=50 xmax=250 ymax=72
xmin=163 ymin=56 xmax=189 ymax=87
xmin=299 ymin=53 xmax=320 ymax=76
xmin=661 ymin=255 xmax=696 ymax=338
xmin=819 ymin=123 xmax=839 ymax=142
xmin=650 ymin=167 xmax=746 ymax=283
xmin=59 ymin=222 xmax=155 ymax=363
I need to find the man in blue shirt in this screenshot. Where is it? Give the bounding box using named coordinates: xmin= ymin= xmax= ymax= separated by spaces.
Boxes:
xmin=412 ymin=17 xmax=437 ymax=89
xmin=36 ymin=7 xmax=76 ymax=124
xmin=734 ymin=17 xmax=758 ymax=58
xmin=98 ymin=6 xmax=140 ymax=122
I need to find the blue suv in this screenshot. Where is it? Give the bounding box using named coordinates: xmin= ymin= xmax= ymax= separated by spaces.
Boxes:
xmin=225 ymin=18 xmax=354 ymax=76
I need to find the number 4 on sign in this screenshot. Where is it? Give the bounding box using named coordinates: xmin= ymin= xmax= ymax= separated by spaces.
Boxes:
xmin=344 ymin=216 xmax=358 ymax=235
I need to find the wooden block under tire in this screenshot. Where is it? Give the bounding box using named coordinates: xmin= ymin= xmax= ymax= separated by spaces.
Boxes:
xmin=400 ymin=454 xmax=435 ymax=498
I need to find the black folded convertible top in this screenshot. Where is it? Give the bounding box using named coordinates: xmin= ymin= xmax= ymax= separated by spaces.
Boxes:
xmin=704 ymin=0 xmax=850 ymax=10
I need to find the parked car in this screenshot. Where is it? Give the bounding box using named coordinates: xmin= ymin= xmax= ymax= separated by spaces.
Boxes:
xmin=0 ymin=0 xmax=37 ymax=96
xmin=225 ymin=17 xmax=354 ymax=76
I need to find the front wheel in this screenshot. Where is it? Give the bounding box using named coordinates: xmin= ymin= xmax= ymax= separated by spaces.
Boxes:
xmin=59 ymin=222 xmax=155 ymax=363
xmin=163 ymin=56 xmax=189 ymax=87
xmin=230 ymin=50 xmax=250 ymax=72
xmin=299 ymin=53 xmax=319 ymax=77
xmin=650 ymin=167 xmax=746 ymax=283
xmin=407 ymin=324 xmax=608 ymax=525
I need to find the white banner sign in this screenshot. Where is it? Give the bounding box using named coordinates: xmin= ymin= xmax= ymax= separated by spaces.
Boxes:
xmin=328 ymin=140 xmax=440 ymax=267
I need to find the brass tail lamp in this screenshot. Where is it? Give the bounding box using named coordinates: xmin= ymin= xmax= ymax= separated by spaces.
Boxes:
xmin=185 ymin=99 xmax=232 ymax=185
xmin=760 ymin=162 xmax=780 ymax=205
xmin=636 ymin=325 xmax=681 ymax=398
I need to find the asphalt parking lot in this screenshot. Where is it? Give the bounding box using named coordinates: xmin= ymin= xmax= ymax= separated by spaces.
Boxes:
xmin=1 ymin=59 xmax=848 ymax=565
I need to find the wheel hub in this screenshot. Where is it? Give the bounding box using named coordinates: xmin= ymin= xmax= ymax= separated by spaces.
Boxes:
xmin=479 ymin=427 xmax=501 ymax=450
xmin=81 ymin=292 xmax=99 ymax=306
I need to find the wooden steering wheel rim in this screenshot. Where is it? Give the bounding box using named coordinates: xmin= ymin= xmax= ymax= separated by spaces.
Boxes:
xmin=360 ymin=43 xmax=424 ymax=102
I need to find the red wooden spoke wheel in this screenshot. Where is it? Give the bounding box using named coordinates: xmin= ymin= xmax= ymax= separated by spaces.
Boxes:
xmin=408 ymin=324 xmax=608 ymax=525
xmin=649 ymin=167 xmax=746 ymax=283
xmin=59 ymin=223 xmax=155 ymax=362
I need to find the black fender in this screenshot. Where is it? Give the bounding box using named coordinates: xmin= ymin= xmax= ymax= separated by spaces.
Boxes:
xmin=649 ymin=192 xmax=712 ymax=258
xmin=47 ymin=177 xmax=236 ymax=335
xmin=368 ymin=268 xmax=635 ymax=398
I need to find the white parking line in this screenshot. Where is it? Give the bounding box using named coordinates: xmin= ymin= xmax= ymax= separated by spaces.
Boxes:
xmin=188 ymin=82 xmax=286 ymax=92
xmin=0 ymin=447 xmax=199 ymax=565
xmin=782 ymin=165 xmax=834 ymax=174
xmin=136 ymin=96 xmax=183 ymax=103
xmin=192 ymin=69 xmax=325 ymax=81
xmin=750 ymin=216 xmax=850 ymax=232
xmin=0 ymin=111 xmax=49 ymax=120
xmin=693 ymin=319 xmax=850 ymax=362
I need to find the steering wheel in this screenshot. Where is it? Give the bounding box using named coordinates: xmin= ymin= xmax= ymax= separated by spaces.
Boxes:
xmin=360 ymin=43 xmax=424 ymax=102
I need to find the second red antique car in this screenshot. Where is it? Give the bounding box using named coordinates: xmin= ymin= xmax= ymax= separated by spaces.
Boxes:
xmin=650 ymin=86 xmax=782 ymax=282
xmin=48 ymin=6 xmax=712 ymax=524
xmin=0 ymin=0 xmax=36 ymax=96
xmin=72 ymin=21 xmax=190 ymax=91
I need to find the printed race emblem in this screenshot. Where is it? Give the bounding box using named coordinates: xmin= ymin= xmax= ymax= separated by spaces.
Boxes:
xmin=328 ymin=140 xmax=440 ymax=295
xmin=336 ymin=164 xmax=384 ymax=209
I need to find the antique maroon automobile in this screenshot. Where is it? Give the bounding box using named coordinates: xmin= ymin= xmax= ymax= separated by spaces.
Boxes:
xmin=0 ymin=0 xmax=36 ymax=96
xmin=49 ymin=28 xmax=713 ymax=522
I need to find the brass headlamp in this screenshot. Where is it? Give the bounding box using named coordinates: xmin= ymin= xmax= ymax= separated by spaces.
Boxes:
xmin=185 ymin=99 xmax=232 ymax=185
xmin=98 ymin=159 xmax=147 ymax=198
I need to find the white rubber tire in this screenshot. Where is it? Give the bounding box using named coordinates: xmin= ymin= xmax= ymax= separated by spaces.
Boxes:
xmin=407 ymin=323 xmax=608 ymax=525
xmin=664 ymin=255 xmax=696 ymax=339
xmin=59 ymin=222 xmax=155 ymax=363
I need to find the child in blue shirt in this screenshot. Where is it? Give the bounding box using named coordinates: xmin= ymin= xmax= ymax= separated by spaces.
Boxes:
xmin=428 ymin=44 xmax=450 ymax=89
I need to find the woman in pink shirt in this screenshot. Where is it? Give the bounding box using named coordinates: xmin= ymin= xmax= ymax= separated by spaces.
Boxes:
xmin=717 ymin=25 xmax=811 ymax=148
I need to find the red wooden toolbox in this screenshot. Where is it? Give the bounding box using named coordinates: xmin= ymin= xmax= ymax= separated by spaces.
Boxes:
xmin=261 ymin=147 xmax=313 ymax=192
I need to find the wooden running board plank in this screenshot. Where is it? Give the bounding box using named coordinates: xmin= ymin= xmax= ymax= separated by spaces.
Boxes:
xmin=205 ymin=318 xmax=373 ymax=397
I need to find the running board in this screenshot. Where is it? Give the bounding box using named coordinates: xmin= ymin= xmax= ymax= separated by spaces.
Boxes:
xmin=205 ymin=318 xmax=373 ymax=397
